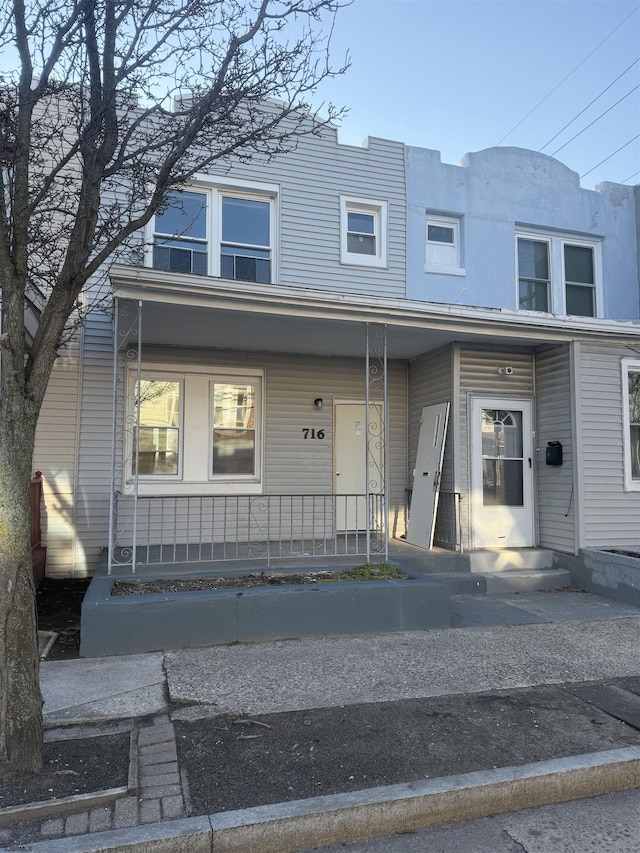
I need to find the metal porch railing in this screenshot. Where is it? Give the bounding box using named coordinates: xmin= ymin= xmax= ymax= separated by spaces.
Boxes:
xmin=109 ymin=492 xmax=386 ymax=572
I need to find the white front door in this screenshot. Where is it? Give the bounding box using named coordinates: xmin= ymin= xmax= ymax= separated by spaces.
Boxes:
xmin=471 ymin=397 xmax=535 ymax=548
xmin=407 ymin=403 xmax=450 ymax=550
xmin=334 ymin=402 xmax=382 ymax=530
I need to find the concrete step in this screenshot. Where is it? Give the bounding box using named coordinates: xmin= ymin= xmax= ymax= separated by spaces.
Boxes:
xmin=470 ymin=548 xmax=555 ymax=573
xmin=419 ymin=573 xmax=487 ymax=595
xmin=478 ymin=568 xmax=571 ymax=594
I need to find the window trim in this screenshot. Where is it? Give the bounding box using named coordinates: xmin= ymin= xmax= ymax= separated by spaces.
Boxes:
xmin=515 ymin=229 xmax=602 ymax=317
xmin=622 ymin=358 xmax=640 ymax=491
xmin=340 ymin=195 xmax=388 ymax=268
xmin=424 ymin=214 xmax=464 ymax=276
xmin=125 ymin=363 xmax=264 ymax=496
xmin=146 ymin=177 xmax=279 ymax=283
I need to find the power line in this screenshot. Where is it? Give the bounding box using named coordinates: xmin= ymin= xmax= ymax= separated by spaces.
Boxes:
xmin=580 ymin=134 xmax=640 ymax=179
xmin=550 ymin=84 xmax=640 ymax=157
xmin=621 ymin=169 xmax=640 ymax=183
xmin=539 ymin=57 xmax=640 ymax=152
xmin=495 ymin=4 xmax=640 ymax=146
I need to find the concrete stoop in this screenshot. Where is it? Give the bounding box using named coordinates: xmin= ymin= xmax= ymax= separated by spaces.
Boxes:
xmin=468 ymin=548 xmax=570 ymax=594
xmin=478 ymin=568 xmax=571 ymax=594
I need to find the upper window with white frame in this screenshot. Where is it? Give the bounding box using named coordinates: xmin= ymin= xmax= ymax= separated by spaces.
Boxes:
xmin=425 ymin=214 xmax=463 ymax=275
xmin=340 ymin=196 xmax=387 ymax=267
xmin=622 ymin=359 xmax=640 ymax=491
xmin=151 ymin=184 xmax=276 ymax=284
xmin=516 ymin=231 xmax=600 ymax=317
xmin=128 ymin=366 xmax=263 ymax=495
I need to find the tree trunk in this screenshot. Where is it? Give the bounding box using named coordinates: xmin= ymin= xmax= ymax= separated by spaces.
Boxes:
xmin=0 ymin=388 xmax=43 ymax=780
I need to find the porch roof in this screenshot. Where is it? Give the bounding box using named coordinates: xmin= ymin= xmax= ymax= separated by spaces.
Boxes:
xmin=109 ymin=264 xmax=640 ymax=359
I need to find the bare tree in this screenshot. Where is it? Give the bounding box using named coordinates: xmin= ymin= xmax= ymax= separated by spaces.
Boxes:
xmin=0 ymin=0 xmax=347 ymax=779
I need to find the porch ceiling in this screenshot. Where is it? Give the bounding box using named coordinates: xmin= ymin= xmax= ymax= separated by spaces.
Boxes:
xmin=127 ymin=300 xmax=481 ymax=359
xmin=110 ymin=264 xmax=640 ymax=360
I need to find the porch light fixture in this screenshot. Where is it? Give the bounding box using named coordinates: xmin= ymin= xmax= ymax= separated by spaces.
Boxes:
xmin=314 ymin=398 xmax=323 ymax=409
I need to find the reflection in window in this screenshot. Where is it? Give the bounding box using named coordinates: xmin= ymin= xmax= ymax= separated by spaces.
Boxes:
xmin=133 ymin=380 xmax=181 ymax=475
xmin=220 ymin=196 xmax=271 ymax=283
xmin=212 ymin=383 xmax=256 ymax=475
xmin=481 ymin=409 xmax=524 ymax=506
xmin=564 ymin=244 xmax=595 ymax=317
xmin=153 ymin=191 xmax=208 ymax=275
xmin=347 ymin=211 xmax=376 ymax=255
xmin=518 ymin=238 xmax=549 ymax=312
xmin=629 ymin=371 xmax=640 ymax=480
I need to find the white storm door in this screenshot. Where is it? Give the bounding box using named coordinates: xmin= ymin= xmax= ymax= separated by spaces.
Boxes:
xmin=406 ymin=403 xmax=450 ymax=550
xmin=334 ymin=402 xmax=382 ymax=530
xmin=471 ymin=398 xmax=534 ymax=548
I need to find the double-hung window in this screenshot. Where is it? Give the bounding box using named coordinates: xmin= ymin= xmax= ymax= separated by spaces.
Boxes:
xmin=152 ymin=183 xmax=276 ymax=283
xmin=622 ymin=359 xmax=640 ymax=491
xmin=516 ymin=231 xmax=600 ymax=317
xmin=128 ymin=366 xmax=263 ymax=495
xmin=340 ymin=196 xmax=388 ymax=267
xmin=564 ymin=244 xmax=595 ymax=317
xmin=518 ymin=237 xmax=550 ymax=312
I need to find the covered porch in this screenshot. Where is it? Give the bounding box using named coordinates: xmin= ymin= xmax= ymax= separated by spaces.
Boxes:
xmin=106 ymin=265 xmax=609 ymax=575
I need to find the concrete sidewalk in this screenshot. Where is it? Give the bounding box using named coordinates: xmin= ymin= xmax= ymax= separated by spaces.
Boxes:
xmin=3 ymin=590 xmax=640 ymax=852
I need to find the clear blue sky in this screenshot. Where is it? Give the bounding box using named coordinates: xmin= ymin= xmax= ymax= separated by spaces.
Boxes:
xmin=315 ymin=0 xmax=640 ymax=189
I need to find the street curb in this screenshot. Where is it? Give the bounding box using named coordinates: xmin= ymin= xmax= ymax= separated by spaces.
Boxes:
xmin=5 ymin=746 xmax=640 ymax=853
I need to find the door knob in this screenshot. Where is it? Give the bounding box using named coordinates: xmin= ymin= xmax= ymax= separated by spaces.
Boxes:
xmin=336 ymin=471 xmax=341 ymax=476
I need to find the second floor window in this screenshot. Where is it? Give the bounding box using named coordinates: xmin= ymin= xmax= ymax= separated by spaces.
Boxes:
xmin=152 ymin=186 xmax=274 ymax=283
xmin=518 ymin=238 xmax=550 ymax=312
xmin=340 ymin=196 xmax=388 ymax=268
xmin=516 ymin=232 xmax=599 ymax=317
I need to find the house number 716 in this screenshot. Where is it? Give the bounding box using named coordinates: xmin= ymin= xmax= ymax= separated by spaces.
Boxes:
xmin=302 ymin=428 xmax=325 ymax=439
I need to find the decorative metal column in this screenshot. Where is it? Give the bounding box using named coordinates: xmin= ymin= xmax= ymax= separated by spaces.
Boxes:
xmin=108 ymin=298 xmax=142 ymax=574
xmin=365 ymin=322 xmax=388 ymax=562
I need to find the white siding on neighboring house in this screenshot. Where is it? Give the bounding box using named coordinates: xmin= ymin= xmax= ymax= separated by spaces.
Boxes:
xmin=33 ymin=337 xmax=81 ymax=577
xmin=535 ymin=345 xmax=575 ymax=553
xmin=457 ymin=346 xmax=535 ymax=550
xmin=578 ymin=343 xmax=640 ymax=549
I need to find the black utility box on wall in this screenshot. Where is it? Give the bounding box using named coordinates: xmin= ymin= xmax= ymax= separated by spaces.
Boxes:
xmin=546 ymin=441 xmax=563 ymax=466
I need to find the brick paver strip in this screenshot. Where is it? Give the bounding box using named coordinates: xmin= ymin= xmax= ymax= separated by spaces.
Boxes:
xmin=89 ymin=804 xmax=113 ymax=832
xmin=113 ymin=795 xmax=139 ymax=829
xmin=65 ymin=810 xmax=89 ymax=835
xmin=140 ymin=782 xmax=183 ymax=798
xmin=139 ymin=743 xmax=178 ymax=761
xmin=140 ymin=760 xmax=179 ymax=776
xmin=137 ymin=729 xmax=174 ymax=746
xmin=161 ymin=793 xmax=185 ymax=819
xmin=140 ymin=799 xmax=162 ymax=824
xmin=40 ymin=817 xmax=65 ymax=837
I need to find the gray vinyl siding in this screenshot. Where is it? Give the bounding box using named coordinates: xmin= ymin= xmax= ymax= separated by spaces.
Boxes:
xmin=458 ymin=346 xmax=535 ymax=550
xmin=73 ymin=312 xmax=115 ymax=574
xmin=535 ymin=345 xmax=575 ymax=553
xmin=32 ymin=338 xmax=81 ymax=577
xmin=408 ymin=346 xmax=454 ymax=493
xmin=200 ymin=132 xmax=406 ymax=299
xmin=579 ymin=343 xmax=640 ymax=548
xmin=77 ymin=344 xmax=408 ymax=571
